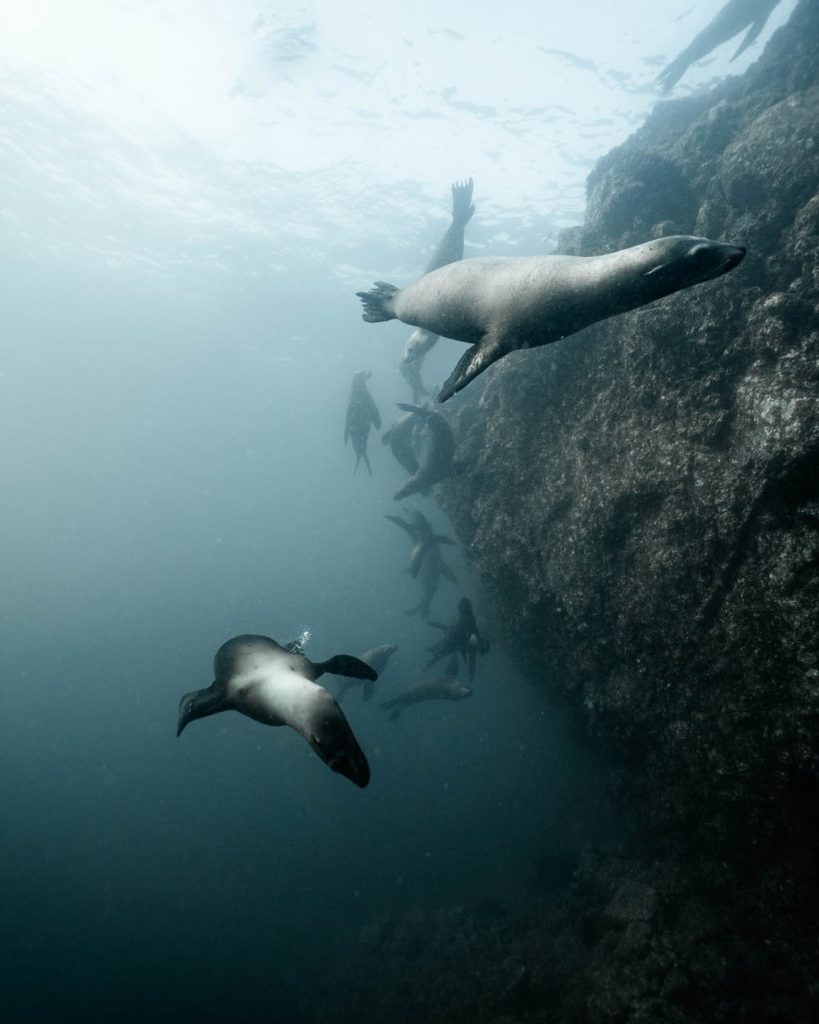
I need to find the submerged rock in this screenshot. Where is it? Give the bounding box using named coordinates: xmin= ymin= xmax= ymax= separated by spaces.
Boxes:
xmin=301 ymin=2 xmax=819 ymax=1021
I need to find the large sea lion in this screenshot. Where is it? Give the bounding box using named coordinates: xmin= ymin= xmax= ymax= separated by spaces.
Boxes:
xmin=424 ymin=596 xmax=489 ymax=682
xmin=345 ymin=370 xmax=381 ymax=474
xmin=357 ymin=235 xmax=746 ymax=402
xmin=392 ymin=403 xmax=457 ymax=499
xmin=336 ymin=644 xmax=399 ymax=703
xmin=657 ymin=0 xmax=783 ymax=93
xmin=177 ymin=634 xmax=376 ymax=787
xmin=398 ymin=179 xmax=476 ymax=400
xmin=379 ymin=656 xmax=472 ymax=721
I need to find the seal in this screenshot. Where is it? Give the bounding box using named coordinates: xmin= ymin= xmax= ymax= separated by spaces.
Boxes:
xmin=357 ymin=235 xmax=747 ymax=402
xmin=345 ymin=370 xmax=381 ymax=474
xmin=392 ymin=403 xmax=457 ymax=499
xmin=424 ymin=596 xmax=489 ymax=682
xmin=176 ymin=634 xmax=376 ymax=787
xmin=657 ymin=0 xmax=783 ymax=93
xmin=399 ymin=179 xmax=476 ymax=400
xmin=379 ymin=656 xmax=471 ymax=721
xmin=336 ymin=644 xmax=399 ymax=703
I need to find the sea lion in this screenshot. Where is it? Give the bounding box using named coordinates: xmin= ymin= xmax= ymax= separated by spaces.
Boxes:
xmin=382 ymin=409 xmax=422 ymax=477
xmin=336 ymin=644 xmax=399 ymax=703
xmin=406 ymin=537 xmax=457 ymax=618
xmin=399 ymin=336 xmax=432 ymax=404
xmin=392 ymin=403 xmax=457 ymax=499
xmin=176 ymin=634 xmax=376 ymax=787
xmin=385 ymin=508 xmax=456 ymax=578
xmin=379 ymin=656 xmax=472 ymax=721
xmin=657 ymin=0 xmax=783 ymax=93
xmin=398 ymin=179 xmax=476 ymax=399
xmin=424 ymin=596 xmax=489 ymax=682
xmin=357 ymin=235 xmax=747 ymax=402
xmin=345 ymin=370 xmax=381 ymax=474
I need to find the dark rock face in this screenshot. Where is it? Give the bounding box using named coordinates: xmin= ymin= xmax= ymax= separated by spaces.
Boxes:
xmin=301 ymin=5 xmax=819 ymax=1022
xmin=441 ymin=0 xmax=819 ymax=859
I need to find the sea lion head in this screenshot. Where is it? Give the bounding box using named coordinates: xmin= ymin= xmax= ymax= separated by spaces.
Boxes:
xmin=641 ymin=235 xmax=746 ymax=293
xmin=302 ymin=692 xmax=371 ymax=788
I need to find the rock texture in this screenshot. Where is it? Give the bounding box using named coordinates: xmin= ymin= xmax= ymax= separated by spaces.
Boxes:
xmin=301 ymin=4 xmax=819 ymax=1021
xmin=442 ymin=0 xmax=819 ymax=856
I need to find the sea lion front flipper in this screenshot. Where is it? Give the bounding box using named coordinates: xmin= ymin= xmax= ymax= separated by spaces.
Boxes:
xmin=438 ymin=333 xmax=505 ymax=403
xmin=314 ymin=655 xmax=378 ymax=681
xmin=385 ymin=514 xmax=414 ymax=536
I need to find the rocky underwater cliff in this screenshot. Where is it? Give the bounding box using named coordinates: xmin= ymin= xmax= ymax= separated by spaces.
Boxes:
xmin=302 ymin=2 xmax=819 ymax=1020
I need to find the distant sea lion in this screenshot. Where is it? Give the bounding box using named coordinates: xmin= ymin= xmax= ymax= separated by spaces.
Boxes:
xmin=382 ymin=409 xmax=422 ymax=477
xmin=407 ymin=538 xmax=457 ymax=618
xmin=336 ymin=644 xmax=399 ymax=703
xmin=358 ymin=236 xmax=746 ymax=402
xmin=657 ymin=0 xmax=783 ymax=93
xmin=379 ymin=656 xmax=471 ymax=721
xmin=393 ymin=403 xmax=457 ymax=499
xmin=425 ymin=597 xmax=489 ymax=682
xmin=386 ymin=508 xmax=457 ymax=616
xmin=385 ymin=508 xmax=456 ymax=576
xmin=345 ymin=370 xmax=381 ymax=474
xmin=177 ymin=634 xmax=376 ymax=787
xmin=399 ymin=179 xmax=476 ymax=400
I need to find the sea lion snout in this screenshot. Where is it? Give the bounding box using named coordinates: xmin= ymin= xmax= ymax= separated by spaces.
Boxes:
xmin=720 ymin=244 xmax=747 ymax=272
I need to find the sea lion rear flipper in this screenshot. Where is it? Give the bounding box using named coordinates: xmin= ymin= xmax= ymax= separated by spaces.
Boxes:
xmin=357 ymin=282 xmax=399 ymax=323
xmin=731 ymin=16 xmax=767 ymax=61
xmin=451 ymin=178 xmax=475 ymax=228
xmin=438 ymin=334 xmax=505 ymax=403
xmin=314 ymin=655 xmax=378 ymax=681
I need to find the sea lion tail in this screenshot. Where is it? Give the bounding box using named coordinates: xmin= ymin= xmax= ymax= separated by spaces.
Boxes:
xmin=314 ymin=655 xmax=378 ymax=681
xmin=357 ymin=282 xmax=399 ymax=323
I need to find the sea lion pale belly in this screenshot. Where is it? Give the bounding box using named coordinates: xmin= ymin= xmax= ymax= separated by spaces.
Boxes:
xmin=177 ymin=634 xmax=376 ymax=787
xmin=358 ymin=235 xmax=746 ymax=402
